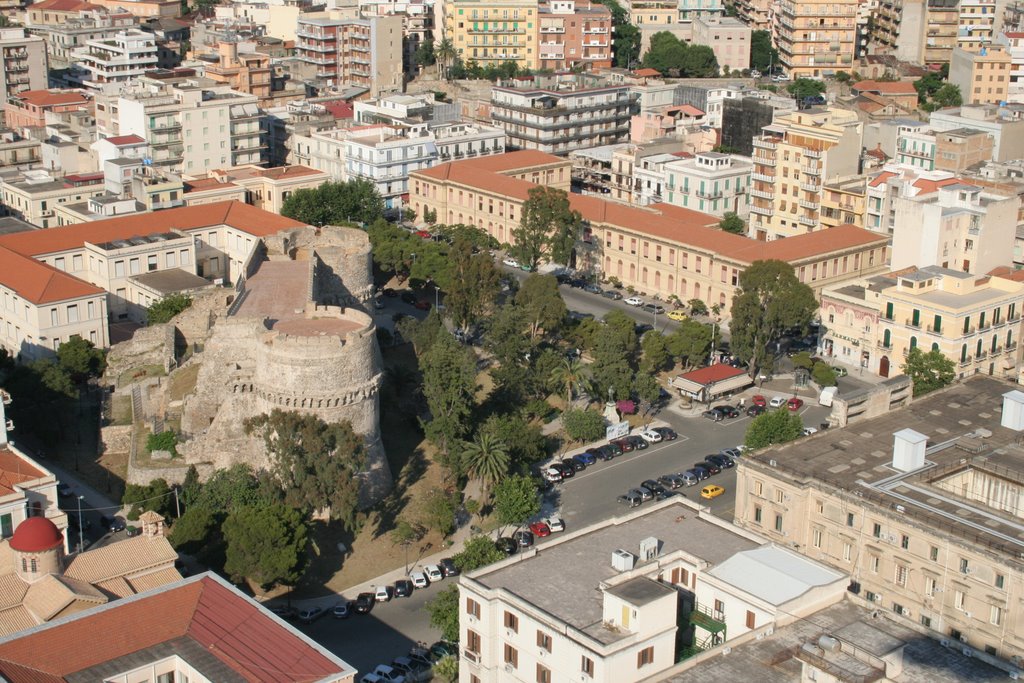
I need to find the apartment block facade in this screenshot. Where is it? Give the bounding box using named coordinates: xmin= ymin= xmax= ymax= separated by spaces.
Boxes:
xmin=445 ymin=0 xmax=540 ymax=69
xmin=691 ymin=16 xmax=750 ymax=71
xmin=661 ymin=151 xmax=752 ymax=219
xmin=749 ymin=108 xmax=863 ymax=241
xmin=819 ymin=176 xmax=867 ymax=229
xmin=0 ymin=170 xmax=106 ymax=228
xmin=28 ymin=8 xmax=138 ymax=68
xmin=70 ymin=29 xmax=158 ymax=92
xmin=537 ymin=0 xmax=613 ymax=72
xmin=950 ymin=45 xmax=1012 ymax=104
xmin=0 ymin=29 xmax=48 ymax=105
xmin=295 ymin=15 xmax=403 ymax=97
xmin=774 ymin=0 xmax=858 ymax=78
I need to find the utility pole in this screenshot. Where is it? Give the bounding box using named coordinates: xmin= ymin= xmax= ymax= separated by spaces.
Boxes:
xmin=76 ymin=496 xmax=84 ymax=553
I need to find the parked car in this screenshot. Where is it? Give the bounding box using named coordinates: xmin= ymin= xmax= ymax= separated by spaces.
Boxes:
xmin=382 ymin=288 xmax=397 ymax=297
xmin=751 ymin=395 xmax=767 ymax=407
xmin=623 ymin=435 xmax=648 ymax=450
xmin=413 ymin=299 xmax=431 ymax=311
xmin=565 ymin=456 xmax=586 ymax=472
xmin=624 ymin=296 xmax=645 ymax=306
xmin=788 ymin=397 xmax=805 ymax=411
xmin=642 ymin=303 xmax=666 ymax=315
xmin=702 ymin=409 xmax=725 ymax=422
xmin=424 ymin=564 xmax=444 ymax=582
xmin=584 ymin=283 xmax=603 ymax=294
xmin=679 ymin=471 xmax=700 ymax=487
xmin=391 ymin=656 xmax=431 ymax=682
xmin=547 ymin=517 xmax=565 ymax=532
xmin=394 ymin=579 xmax=414 ymax=597
xmin=690 ymin=464 xmax=712 ymax=480
xmin=635 ymin=486 xmax=654 ymax=501
xmin=369 ymin=664 xmax=407 ymax=683
xmin=658 ymin=473 xmax=686 ymax=489
xmin=567 ymin=278 xmax=586 ymax=289
xmin=439 ymin=558 xmax=459 ymax=577
xmin=747 ymin=404 xmax=766 ymax=417
xmin=769 ymin=396 xmax=787 ymax=408
xmin=514 ymin=530 xmax=534 ymax=547
xmin=543 ymin=466 xmax=564 ymax=483
xmin=573 ymin=451 xmax=597 ymax=467
xmin=617 ymin=490 xmax=643 ymax=507
xmin=410 ymin=571 xmax=429 ymax=589
xmin=495 ymin=537 xmax=518 ymax=556
xmin=701 ymin=484 xmax=726 ymax=499
xmin=706 ymin=453 xmax=734 ymax=469
xmin=605 ymin=442 xmax=624 ymax=457
xmin=634 ymin=323 xmax=654 ymax=335
xmin=640 ymin=480 xmax=667 ymax=498
xmin=720 ymin=447 xmax=743 ymax=460
xmin=354 ymin=593 xmax=376 ymax=614
xmin=602 ymin=290 xmax=623 ymax=301
xmin=639 ymin=428 xmax=663 ymax=443
xmin=502 ymin=257 xmax=520 ymax=268
xmin=375 ymin=585 xmax=391 ymax=602
xmin=831 ymin=365 xmax=848 ymax=377
xmin=529 ymin=521 xmax=551 ymax=537
xmin=592 ymin=445 xmax=616 ymax=461
xmin=700 ymin=460 xmax=722 ymax=475
xmin=611 ymin=437 xmax=634 ymax=453
xmin=803 ymin=426 xmax=819 ymax=436
xmin=653 ymin=426 xmax=678 ymax=440
xmin=555 ymin=460 xmax=576 ymax=478
xmin=269 ymin=605 xmax=296 ymax=620
xmin=713 ymin=404 xmax=740 ymax=418
xmin=298 ymin=606 xmax=325 ymax=623
xmin=667 ymin=310 xmax=688 ymax=322
xmin=333 ymin=601 xmax=352 ymax=619
xmin=428 ymin=641 xmax=458 ymax=661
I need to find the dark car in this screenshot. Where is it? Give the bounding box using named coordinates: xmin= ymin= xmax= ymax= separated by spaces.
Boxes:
xmin=658 ymin=473 xmax=686 ymax=489
xmin=556 ymin=273 xmax=572 ymax=284
xmin=514 ymin=529 xmax=534 ymax=547
xmin=700 ymin=460 xmax=722 ymax=475
xmin=566 ymin=456 xmax=586 ymax=472
xmin=429 ymin=641 xmax=457 ymax=662
xmin=653 ymin=427 xmax=677 ymax=441
xmin=573 ymin=451 xmax=596 ymax=467
xmin=439 ymin=558 xmax=460 ymax=577
xmin=611 ymin=438 xmax=634 ymax=453
xmin=642 ymin=303 xmax=666 ymax=315
xmin=382 ymin=288 xmax=397 ymax=297
xmin=623 ymin=435 xmax=648 ymax=450
xmin=592 ymin=445 xmax=616 ymax=461
xmin=746 ymin=404 xmax=766 ymax=417
xmin=605 ymin=442 xmax=624 ymax=457
xmin=640 ymin=480 xmax=667 ymax=498
xmin=57 ymin=483 xmax=73 ymax=497
xmin=354 ymin=592 xmax=375 ymax=615
xmin=557 ymin=460 xmax=577 ymax=478
xmin=713 ymin=404 xmax=740 ymax=418
xmin=617 ymin=490 xmax=643 ymax=507
xmin=702 ymin=409 xmax=725 ymax=422
xmin=332 ymin=601 xmax=353 ymax=619
xmin=103 ymin=516 xmax=126 ymax=532
xmin=394 ymin=579 xmax=414 ymax=597
xmin=690 ymin=464 xmax=712 ymax=480
xmin=602 ymin=290 xmax=623 ymax=301
xmin=400 ymin=291 xmax=418 ymax=305
xmin=706 ymin=453 xmax=734 ymax=469
xmin=584 ymin=283 xmax=603 ymax=294
xmin=568 ymin=278 xmax=587 ymax=289
xmin=495 ymin=537 xmax=518 ymax=556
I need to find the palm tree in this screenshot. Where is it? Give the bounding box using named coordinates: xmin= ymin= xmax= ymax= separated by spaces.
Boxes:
xmin=436 ymin=38 xmax=457 ymax=81
xmin=550 ymin=357 xmax=586 ymax=408
xmin=461 ymin=433 xmax=509 ymax=497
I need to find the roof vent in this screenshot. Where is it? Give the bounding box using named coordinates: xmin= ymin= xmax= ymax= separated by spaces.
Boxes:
xmin=1002 ymin=390 xmax=1024 ymax=431
xmin=611 ymin=549 xmax=636 ymax=571
xmin=892 ymin=428 xmax=927 ymax=472
xmin=638 ymin=537 xmax=660 ymax=561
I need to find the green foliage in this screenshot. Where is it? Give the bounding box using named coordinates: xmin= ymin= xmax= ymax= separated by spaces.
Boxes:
xmin=56 ymin=336 xmax=107 ymax=382
xmin=833 ymin=70 xmax=852 ymax=83
xmin=420 ymin=487 xmax=459 ymax=536
xmin=632 ymin=372 xmax=661 ymax=405
xmin=787 ymin=78 xmax=827 ymax=100
xmin=640 ymin=330 xmax=670 ymax=374
xmin=790 ymin=351 xmax=814 ymax=370
xmin=812 ymin=362 xmax=837 ymax=387
xmin=562 ymin=409 xmax=606 ymax=443
xmin=914 ymin=72 xmax=944 ymax=103
xmin=730 ymin=260 xmax=817 ymax=376
xmin=180 ymin=464 xmax=201 ymax=508
xmin=745 ymin=408 xmax=804 ymax=449
xmin=420 ymin=334 xmax=478 ymax=467
xmin=390 ymin=518 xmax=424 ymax=547
xmin=122 ymin=477 xmax=172 ymax=520
xmin=426 ymin=585 xmax=461 ymax=642
xmin=147 ymin=293 xmax=193 ymax=325
xmin=902 ymin=347 xmax=956 ymax=397
xmin=512 ymin=186 xmax=583 ymax=270
xmin=515 ymin=274 xmax=567 ymax=339
xmin=400 ymin=309 xmax=446 ymax=356
xmin=688 ymin=299 xmax=708 ymax=316
xmin=484 ymin=304 xmax=533 ymax=366
xmin=146 ymin=430 xmax=178 ymax=456
xmin=244 ymin=410 xmax=365 ymax=530
xmin=666 ymin=319 xmax=714 ymax=369
xmin=445 ymin=237 xmax=501 ymax=332
xmin=550 ymin=357 xmax=588 ymax=406
xmin=168 ymin=506 xmax=215 ymax=552
xmin=223 ymin=503 xmax=308 ymax=589
xmin=453 ymin=534 xmax=504 ymax=572
xmin=279 ymin=179 xmax=385 ymax=226
xmin=414 ymin=39 xmax=436 ymax=66
xmin=461 ymin=433 xmax=510 ymax=494
xmin=423 ymin=206 xmax=438 ymax=224
xmin=750 ymin=30 xmax=777 ymax=72
xmin=434 ymin=655 xmax=459 ymax=683
xmin=719 ymin=212 xmax=745 ymax=235
xmin=492 ymin=474 xmax=540 ymax=527
xmin=642 ymin=31 xmax=719 ymax=77
xmin=932 ymin=83 xmax=962 ymax=109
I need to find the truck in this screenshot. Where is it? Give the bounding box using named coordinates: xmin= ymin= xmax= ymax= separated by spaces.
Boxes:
xmin=819 ymin=386 xmax=838 ymax=407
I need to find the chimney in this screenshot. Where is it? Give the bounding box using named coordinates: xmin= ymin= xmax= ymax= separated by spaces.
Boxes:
xmin=892 ymin=429 xmax=927 ymax=472
xmin=1001 ymin=390 xmax=1024 ymax=431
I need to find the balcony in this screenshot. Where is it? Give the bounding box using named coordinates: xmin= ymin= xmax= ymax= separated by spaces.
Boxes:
xmin=799 ymin=199 xmax=819 ymax=210
xmin=801 ymin=165 xmax=822 ymax=176
xmin=751 ymin=204 xmax=773 ymax=216
xmin=905 ymin=317 xmax=922 ymax=329
xmin=798 ymin=215 xmax=816 ymax=227
xmin=752 ymin=156 xmax=776 ymax=167
xmin=540 ymin=26 xmax=565 ymax=33
xmin=803 ymin=148 xmax=822 ymax=158
xmin=583 ymin=26 xmax=609 ymax=33
xmin=697 ymin=189 xmax=723 ymax=199
xmin=800 ymin=181 xmax=819 ymax=192
xmin=1009 ymin=341 xmax=1018 ymax=352
xmin=750 ymin=188 xmax=773 ymax=199
xmin=960 ymin=354 xmax=973 ymax=367
xmin=752 ymin=172 xmax=775 ymax=183
xmin=753 ymin=138 xmax=778 ymax=150
xmin=976 ymin=350 xmax=988 ymax=360
xmin=979 ymin=321 xmax=992 ymax=331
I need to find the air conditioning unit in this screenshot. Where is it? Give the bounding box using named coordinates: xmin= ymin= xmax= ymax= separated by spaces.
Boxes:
xmin=873 ymin=594 xmax=882 ymax=603
xmin=505 ymin=664 xmax=515 ymax=673
xmin=964 ymin=612 xmax=973 ymax=620
xmin=963 ymin=647 xmax=973 ymax=658
xmin=901 ymin=607 xmax=911 ymax=617
xmin=940 ymin=639 xmax=951 ymax=648
xmin=723 ymin=647 xmax=732 ymax=655
xmin=960 ymin=634 xmax=969 ymax=642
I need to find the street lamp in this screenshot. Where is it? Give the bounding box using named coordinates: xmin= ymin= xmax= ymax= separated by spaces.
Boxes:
xmin=76 ymin=495 xmax=84 ymax=553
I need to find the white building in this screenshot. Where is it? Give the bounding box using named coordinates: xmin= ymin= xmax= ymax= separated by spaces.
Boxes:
xmin=996 ymin=30 xmax=1024 ymax=102
xmin=662 ymin=151 xmax=751 ymax=218
xmin=457 ymin=499 xmax=848 ymax=683
xmin=929 ymin=103 xmax=1024 ymax=161
xmin=69 ymin=30 xmax=158 ymax=92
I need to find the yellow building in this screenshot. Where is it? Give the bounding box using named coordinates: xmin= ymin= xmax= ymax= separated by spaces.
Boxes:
xmin=774 ymin=0 xmax=858 ymax=78
xmin=445 ymin=0 xmax=540 ymax=69
xmin=949 ymin=46 xmax=1012 ymax=105
xmin=411 ymin=151 xmax=891 ymax=314
xmin=821 ymin=265 xmax=1024 ymax=379
xmin=750 ymin=108 xmax=863 ymax=241
xmin=820 ymin=176 xmax=867 ymax=229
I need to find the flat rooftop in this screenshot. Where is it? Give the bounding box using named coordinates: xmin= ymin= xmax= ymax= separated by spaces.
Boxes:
xmin=746 ymin=375 xmax=1024 ymax=563
xmin=130 ymin=268 xmax=212 ymax=295
xmin=665 ymin=600 xmax=1005 ymax=682
xmin=470 ymin=501 xmax=759 ymax=644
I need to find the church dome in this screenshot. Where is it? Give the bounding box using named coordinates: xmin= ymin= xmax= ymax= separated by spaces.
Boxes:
xmin=10 ymin=517 xmax=63 ymax=553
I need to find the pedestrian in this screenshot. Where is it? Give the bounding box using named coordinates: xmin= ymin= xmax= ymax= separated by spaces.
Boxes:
xmin=738 ymin=397 xmax=745 ymax=408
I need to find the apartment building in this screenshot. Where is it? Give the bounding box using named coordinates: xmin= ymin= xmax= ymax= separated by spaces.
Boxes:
xmin=264 ymin=100 xmax=340 ymax=166
xmin=661 ymin=151 xmax=752 ymax=218
xmin=70 ymin=29 xmax=158 ymax=92
xmin=749 ymin=108 xmax=863 ymax=241
xmin=28 ymin=7 xmax=138 ymax=69
xmin=536 ymin=0 xmax=613 ymax=72
xmin=929 ymin=103 xmax=1024 ymax=161
xmin=734 ymin=375 xmax=1024 ymax=663
xmin=5 ymin=90 xmax=91 ymax=130
xmin=295 ymin=15 xmax=403 ymax=97
xmin=896 ymin=126 xmax=995 ymax=171
xmin=820 ymin=175 xmax=867 ymax=229
xmin=774 ymin=0 xmax=858 ymax=78
xmin=458 ymin=498 xmax=848 ymax=683
xmin=995 ymin=30 xmax=1024 ymax=101
xmin=950 ymin=45 xmax=1013 ymax=104
xmin=410 ymin=151 xmax=891 ymax=312
xmin=958 ymin=0 xmax=997 ymax=50
xmin=0 ymin=29 xmax=47 ymax=105
xmin=182 ymin=164 xmax=328 ymax=214
xmin=95 ymin=77 xmax=262 ymax=173
xmin=691 ymin=17 xmax=750 ymax=71
xmin=203 ymin=41 xmax=271 ymax=102
xmin=730 ymin=0 xmax=770 ymax=29
xmin=0 ymin=169 xmax=106 ymax=228
xmin=490 ymin=76 xmax=636 ymax=155
xmin=445 ymin=0 xmax=540 ymax=69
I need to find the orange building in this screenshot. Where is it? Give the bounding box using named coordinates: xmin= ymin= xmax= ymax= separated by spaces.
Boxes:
xmin=5 ymin=89 xmax=91 ymax=129
xmin=537 ymin=0 xmax=613 ymax=72
xmin=204 ymin=42 xmax=272 ymax=102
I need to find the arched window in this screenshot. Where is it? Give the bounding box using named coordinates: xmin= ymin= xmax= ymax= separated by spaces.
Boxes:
xmin=931 ymin=342 xmax=939 ymax=352
xmin=909 ymin=336 xmax=917 ymax=351
xmin=961 ymin=344 xmax=968 ymax=362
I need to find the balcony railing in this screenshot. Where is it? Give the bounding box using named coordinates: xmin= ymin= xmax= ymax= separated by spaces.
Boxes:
xmin=752 ymin=172 xmax=775 ymax=183
xmin=798 ymin=215 xmax=816 ymax=226
xmin=752 ymin=156 xmax=776 ymax=167
xmin=751 ymin=205 xmax=773 ymax=216
xmin=905 ymin=318 xmax=921 ymax=329
xmin=960 ymin=354 xmax=973 ymax=367
xmin=697 ymin=189 xmax=723 ymax=199
xmin=753 ymin=138 xmax=778 ymax=150
xmin=799 ymin=199 xmax=819 ymax=210
xmin=801 ymin=165 xmax=822 ymax=176
xmin=800 ymin=181 xmax=819 ymax=192
xmin=750 ymin=188 xmax=773 ymax=199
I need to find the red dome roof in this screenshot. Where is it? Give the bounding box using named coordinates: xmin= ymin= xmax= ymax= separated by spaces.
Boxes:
xmin=10 ymin=517 xmax=63 ymax=552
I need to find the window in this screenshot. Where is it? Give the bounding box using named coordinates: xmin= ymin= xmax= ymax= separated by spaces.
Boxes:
xmin=871 ymin=556 xmax=880 ymax=573
xmin=901 ymin=534 xmax=909 ymax=550
xmin=920 ymin=615 xmax=932 ymax=628
xmin=536 ymin=630 xmax=551 ymax=652
xmin=894 ymin=564 xmax=907 ymax=586
xmin=812 ymin=528 xmax=822 ymax=548
xmin=636 ymin=646 xmax=654 ymax=668
xmin=996 ymin=574 xmax=1005 ymax=589
xmin=960 ymin=558 xmax=969 ymax=574
xmin=754 ymin=481 xmax=763 ymax=496
xmin=775 ymin=489 xmax=784 ymax=503
xmin=774 ymin=514 xmax=783 ymax=532
xmin=754 ymin=506 xmax=762 ymax=524
xmin=50 ymin=308 xmax=58 ymax=326
xmin=466 ymin=597 xmax=480 ymax=618
xmin=990 ymin=605 xmax=1002 ymax=626
xmin=954 ymin=590 xmax=965 ymax=610
xmin=930 ymin=546 xmax=939 ymax=562
xmin=504 ymin=644 xmax=518 ymax=668
xmin=671 ymin=567 xmax=690 ymax=586
xmin=925 ymin=576 xmax=936 ymax=596
xmin=0 ymin=514 xmax=11 ymax=538
xmin=536 ymin=664 xmax=551 ymax=683
xmin=504 ymin=611 xmax=519 ymax=632
xmin=466 ymin=629 xmax=481 ymax=653
xmin=746 ymin=610 xmax=756 ymax=629
xmin=67 ymin=305 xmax=78 ymax=323
xmin=581 ymin=655 xmax=594 ymax=676
xmin=847 ymin=513 xmax=855 ymax=527
xmin=873 ymin=523 xmax=882 ymax=538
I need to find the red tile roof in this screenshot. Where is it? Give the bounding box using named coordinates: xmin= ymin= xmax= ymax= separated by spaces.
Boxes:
xmin=8 ymin=90 xmax=89 ymax=108
xmin=0 ymin=574 xmax=350 ymax=682
xmin=852 ymin=80 xmax=918 ymax=96
xmin=102 ymin=134 xmax=146 ymax=146
xmin=677 ymin=363 xmax=747 ymax=385
xmin=868 ymin=171 xmax=897 ymax=188
xmin=633 ymin=68 xmax=661 ymax=77
xmin=912 ymin=176 xmax=972 ymax=194
xmin=0 ymin=245 xmax=103 ymax=304
xmin=0 ymin=447 xmax=46 ymax=496
xmin=28 ymin=0 xmax=99 ymax=11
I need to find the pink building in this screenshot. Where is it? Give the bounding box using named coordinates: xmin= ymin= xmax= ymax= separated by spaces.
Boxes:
xmin=5 ymin=89 xmax=91 ymax=129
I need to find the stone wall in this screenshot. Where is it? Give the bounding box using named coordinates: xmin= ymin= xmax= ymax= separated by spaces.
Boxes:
xmin=105 ymin=325 xmax=175 ymax=389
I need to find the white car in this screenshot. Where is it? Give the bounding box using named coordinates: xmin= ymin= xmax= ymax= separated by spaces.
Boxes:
xmin=502 ymin=257 xmax=520 ymax=268
xmin=369 ymin=665 xmax=406 ymax=683
xmin=802 ymin=426 xmax=819 ymax=436
xmin=768 ymin=396 xmax=787 ymax=408
xmin=375 ymin=584 xmax=391 ymax=602
xmin=410 ymin=570 xmax=429 ymax=588
xmin=639 ymin=428 xmax=663 ymax=443
xmin=547 ymin=517 xmax=565 ymax=533
xmin=424 ymin=564 xmax=444 ymax=582
xmin=624 ymin=296 xmax=645 ymax=306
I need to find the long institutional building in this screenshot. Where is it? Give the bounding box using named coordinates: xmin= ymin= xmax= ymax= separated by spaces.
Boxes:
xmin=410 ymin=151 xmax=890 ymax=310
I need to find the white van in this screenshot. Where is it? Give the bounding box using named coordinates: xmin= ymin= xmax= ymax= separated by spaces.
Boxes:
xmin=819 ymin=386 xmax=838 ymax=407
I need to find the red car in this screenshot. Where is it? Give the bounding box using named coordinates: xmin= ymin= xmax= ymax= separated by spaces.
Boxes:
xmin=788 ymin=397 xmax=804 ymax=411
xmin=751 ymin=395 xmax=767 ymax=407
xmin=415 ymin=230 xmax=433 ymax=239
xmin=529 ymin=521 xmax=551 ymax=537
xmin=413 ymin=300 xmax=431 ymax=311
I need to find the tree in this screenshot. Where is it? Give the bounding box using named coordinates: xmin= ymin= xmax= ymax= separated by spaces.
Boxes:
xmin=683 ymin=44 xmax=719 ymax=78
xmin=812 ymin=361 xmax=837 ymax=387
xmin=931 ymin=83 xmax=962 ymax=109
xmin=426 ymin=586 xmax=461 ymax=642
xmin=479 ymin=413 xmax=547 ymax=471
xmin=642 ymin=31 xmax=688 ymax=75
xmin=420 ymin=334 xmax=478 ymax=469
xmin=423 ymin=206 xmax=437 ymax=224
xmin=453 ymin=534 xmax=504 ymax=572
xmin=515 ymin=274 xmax=567 ymax=339
xmin=913 ymin=72 xmax=944 ymax=104
xmin=511 ymin=186 xmax=583 ymax=270
xmin=550 ymin=357 xmax=587 ymax=407
xmin=222 ymin=503 xmax=308 ymax=589
xmin=435 ymin=38 xmax=457 ymax=80
xmin=444 ymin=237 xmax=500 ymax=331
xmin=56 ymin=335 xmax=107 ymax=383
xmin=390 ymin=518 xmax=424 ymax=572
xmin=745 ymin=408 xmax=804 ymax=449
xmin=147 ymin=293 xmax=192 ymax=325
xmin=244 ymin=410 xmax=365 ymax=530
xmin=833 ymin=70 xmax=852 ymax=83
xmin=492 ymin=474 xmax=540 ymax=528
xmin=750 ymin=30 xmax=777 ymax=72
xmin=787 ymin=78 xmax=827 ymax=100
xmin=688 ymin=299 xmax=708 ymax=316
xmin=730 ymin=260 xmax=817 ymax=376
xmin=719 ymin=212 xmax=745 ymax=236
xmin=562 ymin=409 xmax=606 ymax=443
xmin=640 ymin=330 xmax=670 ymax=374
xmin=461 ymin=432 xmax=510 ymax=497
xmin=434 ymin=655 xmax=459 ymax=683
xmin=484 ymin=304 xmax=533 ymax=366
xmin=168 ymin=505 xmax=215 ymax=553
xmin=666 ymin=319 xmax=713 ymax=369
xmin=902 ymin=347 xmax=955 ymax=397
xmin=367 ymin=220 xmax=418 ymax=279
xmin=613 ymin=23 xmax=641 ymax=68
xmin=420 ymin=487 xmax=459 ymax=535
xmin=413 ymin=39 xmax=436 ymax=68
xmin=790 ymin=351 xmax=815 ymax=370
xmin=122 ymin=477 xmax=172 ymax=519
xmin=280 ymin=179 xmax=385 ymax=226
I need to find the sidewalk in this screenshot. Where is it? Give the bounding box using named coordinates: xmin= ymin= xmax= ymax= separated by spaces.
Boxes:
xmin=13 ymin=443 xmax=123 ymax=516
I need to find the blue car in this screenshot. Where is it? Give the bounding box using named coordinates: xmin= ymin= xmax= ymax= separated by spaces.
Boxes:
xmin=574 ymin=451 xmax=597 ymax=467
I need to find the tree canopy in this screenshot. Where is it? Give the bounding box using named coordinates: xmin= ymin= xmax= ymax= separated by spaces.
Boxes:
xmin=426 ymin=585 xmax=461 ymax=642
xmin=787 ymin=78 xmax=827 ymax=100
xmin=515 ymin=274 xmax=567 ymax=339
xmin=453 ymin=534 xmax=505 ymax=572
xmin=642 ymin=32 xmax=719 ymax=77
xmin=562 ymin=409 xmax=606 ymax=442
xmin=56 ymin=336 xmax=106 ymax=383
xmin=720 ymin=212 xmax=745 ymax=235
xmin=147 ymin=293 xmax=192 ymax=325
xmin=750 ymin=30 xmax=777 ymax=72
xmin=280 ymin=179 xmax=385 ymax=226
xmin=511 ymin=186 xmax=583 ymax=270
xmin=420 ymin=334 xmax=478 ymax=471
xmin=745 ymin=408 xmax=804 ymax=449
xmin=223 ymin=503 xmax=308 ymax=589
xmin=902 ymin=347 xmax=956 ymax=397
xmin=492 ymin=474 xmax=541 ymax=527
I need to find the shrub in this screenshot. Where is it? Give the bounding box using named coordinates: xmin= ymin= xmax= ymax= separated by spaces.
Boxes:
xmin=146 ymin=430 xmax=178 ymax=457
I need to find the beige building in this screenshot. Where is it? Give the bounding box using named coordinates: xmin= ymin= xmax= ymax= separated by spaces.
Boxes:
xmin=691 ymin=17 xmax=750 ymax=72
xmin=445 ymin=0 xmax=540 ymax=69
xmin=821 ymin=265 xmax=1024 ymax=379
xmin=69 ymin=29 xmax=158 ymax=92
xmin=731 ymin=0 xmax=769 ymax=29
xmin=182 ymin=164 xmax=329 ymax=214
xmin=295 ymin=15 xmax=403 ymax=97
xmin=950 ymin=45 xmax=1013 ymax=105
xmin=411 ymin=151 xmax=891 ymax=313
xmin=774 ymin=0 xmax=858 ymax=78
xmin=734 ymin=375 xmax=1024 ymax=664
xmin=0 ymin=169 xmax=107 ymax=228
xmin=820 ymin=175 xmax=867 ymax=229
xmin=750 ymin=108 xmax=864 ymax=241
